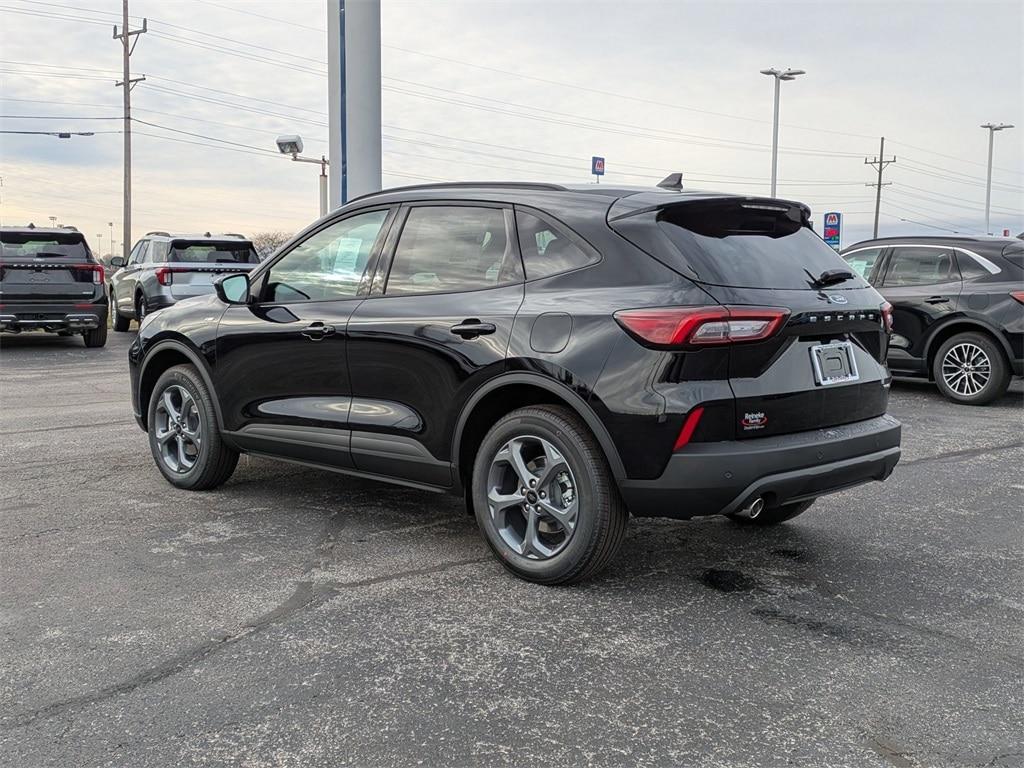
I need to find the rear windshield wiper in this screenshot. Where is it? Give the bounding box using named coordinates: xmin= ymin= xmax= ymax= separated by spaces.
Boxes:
xmin=806 ymin=268 xmax=855 ymax=288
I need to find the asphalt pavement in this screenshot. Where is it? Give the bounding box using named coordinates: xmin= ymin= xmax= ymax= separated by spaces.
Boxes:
xmin=1 ymin=330 xmax=1021 ymax=768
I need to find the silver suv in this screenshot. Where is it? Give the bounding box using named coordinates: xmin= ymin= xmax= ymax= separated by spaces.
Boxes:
xmin=108 ymin=232 xmax=259 ymax=330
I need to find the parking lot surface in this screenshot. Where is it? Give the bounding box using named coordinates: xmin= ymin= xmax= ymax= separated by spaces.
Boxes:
xmin=1 ymin=331 xmax=1021 ymax=768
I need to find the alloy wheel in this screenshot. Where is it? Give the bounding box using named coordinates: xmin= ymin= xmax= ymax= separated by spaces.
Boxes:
xmin=485 ymin=435 xmax=579 ymax=560
xmin=153 ymin=384 xmax=202 ymax=473
xmin=941 ymin=342 xmax=991 ymax=397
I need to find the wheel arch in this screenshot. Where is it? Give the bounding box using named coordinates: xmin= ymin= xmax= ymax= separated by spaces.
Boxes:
xmin=923 ymin=317 xmax=1012 ymax=380
xmin=452 ymin=372 xmax=626 ymax=491
xmin=138 ymin=340 xmax=223 ymax=431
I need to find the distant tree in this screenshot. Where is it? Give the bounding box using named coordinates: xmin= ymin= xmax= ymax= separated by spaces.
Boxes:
xmin=251 ymin=230 xmax=292 ymax=260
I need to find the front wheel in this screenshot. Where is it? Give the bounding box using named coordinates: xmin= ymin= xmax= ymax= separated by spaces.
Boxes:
xmin=147 ymin=364 xmax=238 ymax=490
xmin=471 ymin=405 xmax=628 ymax=585
xmin=932 ymin=332 xmax=1009 ymax=405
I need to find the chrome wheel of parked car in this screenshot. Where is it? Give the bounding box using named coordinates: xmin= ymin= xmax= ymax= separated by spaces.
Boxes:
xmin=941 ymin=342 xmax=991 ymax=397
xmin=486 ymin=435 xmax=579 ymax=560
xmin=153 ymin=384 xmax=202 ymax=473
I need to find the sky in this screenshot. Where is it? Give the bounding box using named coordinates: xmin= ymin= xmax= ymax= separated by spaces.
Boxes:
xmin=1 ymin=0 xmax=1022 ymax=257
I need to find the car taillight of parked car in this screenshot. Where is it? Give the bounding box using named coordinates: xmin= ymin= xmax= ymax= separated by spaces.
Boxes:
xmin=156 ymin=267 xmax=174 ymax=286
xmin=1011 ymin=291 xmax=1024 ymax=306
xmin=613 ymin=306 xmax=790 ymax=347
xmin=880 ymin=301 xmax=894 ymax=333
xmin=76 ymin=264 xmax=104 ymax=284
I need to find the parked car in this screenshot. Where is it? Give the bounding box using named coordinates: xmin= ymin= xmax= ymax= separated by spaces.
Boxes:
xmin=842 ymin=236 xmax=1023 ymax=404
xmin=128 ymin=181 xmax=902 ymax=584
xmin=108 ymin=231 xmax=260 ymax=330
xmin=0 ymin=224 xmax=108 ymax=347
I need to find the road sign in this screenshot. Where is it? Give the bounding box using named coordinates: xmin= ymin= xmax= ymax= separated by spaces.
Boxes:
xmin=823 ymin=211 xmax=842 ymax=251
xmin=591 ymin=156 xmax=605 ymax=176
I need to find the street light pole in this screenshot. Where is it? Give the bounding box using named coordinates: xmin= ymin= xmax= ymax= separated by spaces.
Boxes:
xmin=97 ymin=233 xmax=103 ymax=256
xmin=759 ymin=67 xmax=805 ymax=198
xmin=980 ymin=123 xmax=1014 ymax=235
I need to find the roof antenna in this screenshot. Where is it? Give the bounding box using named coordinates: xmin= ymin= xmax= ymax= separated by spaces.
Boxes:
xmin=657 ymin=173 xmax=684 ymax=191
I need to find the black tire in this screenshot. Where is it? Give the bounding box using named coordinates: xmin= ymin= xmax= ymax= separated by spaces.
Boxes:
xmin=110 ymin=289 xmax=130 ymax=332
xmin=729 ymin=499 xmax=815 ymax=526
xmin=82 ymin=323 xmax=108 ymax=348
xmin=932 ymin=332 xmax=1010 ymax=405
xmin=471 ymin=404 xmax=628 ymax=585
xmin=135 ymin=292 xmax=148 ymax=324
xmin=147 ymin=364 xmax=238 ymax=490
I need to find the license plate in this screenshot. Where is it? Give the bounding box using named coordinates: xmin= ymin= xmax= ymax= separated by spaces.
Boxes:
xmin=811 ymin=341 xmax=860 ymax=386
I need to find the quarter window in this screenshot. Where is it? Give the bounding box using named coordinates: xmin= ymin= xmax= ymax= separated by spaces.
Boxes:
xmin=263 ymin=209 xmax=389 ymax=302
xmin=385 ymin=206 xmax=521 ymax=296
xmin=842 ymin=248 xmax=882 ymax=281
xmin=515 ymin=209 xmax=596 ymax=279
xmin=954 ymin=251 xmax=990 ymax=280
xmin=883 ymin=246 xmax=959 ymax=287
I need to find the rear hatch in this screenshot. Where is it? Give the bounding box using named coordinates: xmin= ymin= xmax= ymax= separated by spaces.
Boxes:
xmin=0 ymin=231 xmax=104 ymax=303
xmin=610 ymin=194 xmax=891 ymax=439
xmin=159 ymin=239 xmax=259 ymax=300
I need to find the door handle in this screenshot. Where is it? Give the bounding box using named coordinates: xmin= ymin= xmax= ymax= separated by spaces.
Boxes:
xmin=450 ymin=319 xmax=496 ymax=339
xmin=301 ymin=322 xmax=336 ymax=340
xmin=925 ymin=295 xmax=949 ymax=304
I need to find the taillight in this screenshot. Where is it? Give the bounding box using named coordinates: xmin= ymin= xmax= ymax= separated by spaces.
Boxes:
xmin=156 ymin=267 xmax=173 ymax=286
xmin=880 ymin=301 xmax=894 ymax=333
xmin=75 ymin=264 xmax=104 ymax=284
xmin=1011 ymin=291 xmax=1024 ymax=305
xmin=613 ymin=306 xmax=790 ymax=347
xmin=673 ymin=406 xmax=705 ymax=451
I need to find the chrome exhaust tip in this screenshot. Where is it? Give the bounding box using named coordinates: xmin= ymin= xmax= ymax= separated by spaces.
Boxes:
xmin=737 ymin=496 xmax=765 ymax=520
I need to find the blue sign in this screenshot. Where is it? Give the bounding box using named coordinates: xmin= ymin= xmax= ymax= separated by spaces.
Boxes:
xmin=591 ymin=156 xmax=605 ymax=176
xmin=823 ymin=211 xmax=842 ymax=251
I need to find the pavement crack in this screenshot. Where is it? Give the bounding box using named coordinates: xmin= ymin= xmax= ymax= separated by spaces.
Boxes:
xmin=898 ymin=441 xmax=1022 ymax=468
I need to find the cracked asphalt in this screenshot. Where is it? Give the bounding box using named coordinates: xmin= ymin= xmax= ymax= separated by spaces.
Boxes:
xmin=1 ymin=331 xmax=1022 ymax=768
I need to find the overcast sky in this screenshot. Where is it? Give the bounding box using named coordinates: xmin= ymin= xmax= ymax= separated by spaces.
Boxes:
xmin=1 ymin=0 xmax=1021 ymax=254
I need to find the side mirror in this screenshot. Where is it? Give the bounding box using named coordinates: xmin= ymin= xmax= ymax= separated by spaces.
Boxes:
xmin=110 ymin=256 xmax=125 ymax=268
xmin=214 ymin=273 xmax=251 ymax=304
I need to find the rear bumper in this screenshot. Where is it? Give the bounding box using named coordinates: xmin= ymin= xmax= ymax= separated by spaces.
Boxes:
xmin=0 ymin=302 xmax=107 ymax=333
xmin=620 ymin=414 xmax=902 ymax=519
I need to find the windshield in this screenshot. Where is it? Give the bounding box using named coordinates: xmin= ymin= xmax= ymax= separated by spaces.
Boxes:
xmin=168 ymin=240 xmax=259 ymax=264
xmin=0 ymin=232 xmax=91 ymax=261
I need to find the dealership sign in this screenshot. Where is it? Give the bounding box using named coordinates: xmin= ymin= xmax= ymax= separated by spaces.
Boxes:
xmin=823 ymin=211 xmax=842 ymax=251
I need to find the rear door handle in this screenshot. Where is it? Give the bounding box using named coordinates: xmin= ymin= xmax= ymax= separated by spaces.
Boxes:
xmin=450 ymin=319 xmax=496 ymax=339
xmin=301 ymin=322 xmax=336 ymax=340
xmin=925 ymin=295 xmax=949 ymax=304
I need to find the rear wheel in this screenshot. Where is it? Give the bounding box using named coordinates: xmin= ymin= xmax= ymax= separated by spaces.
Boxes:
xmin=110 ymin=289 xmax=130 ymax=332
xmin=82 ymin=323 xmax=107 ymax=348
xmin=471 ymin=405 xmax=627 ymax=585
xmin=932 ymin=332 xmax=1009 ymax=405
xmin=728 ymin=499 xmax=815 ymax=526
xmin=147 ymin=364 xmax=238 ymax=490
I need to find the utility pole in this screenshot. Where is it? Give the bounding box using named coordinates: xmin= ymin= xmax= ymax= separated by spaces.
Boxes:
xmin=113 ymin=0 xmax=146 ymax=260
xmin=980 ymin=123 xmax=1014 ymax=235
xmin=865 ymin=137 xmax=896 ymax=238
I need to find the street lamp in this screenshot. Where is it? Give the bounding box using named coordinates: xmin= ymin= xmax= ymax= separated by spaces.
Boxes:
xmin=108 ymin=221 xmax=114 ymax=249
xmin=980 ymin=123 xmax=1014 ymax=235
xmin=96 ymin=233 xmax=103 ymax=256
xmin=48 ymin=216 xmax=57 ymax=227
xmin=276 ymin=135 xmax=329 ymax=217
xmin=760 ymin=67 xmax=806 ymax=197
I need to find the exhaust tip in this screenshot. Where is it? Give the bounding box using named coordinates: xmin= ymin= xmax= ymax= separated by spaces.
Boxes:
xmin=748 ymin=497 xmax=765 ymax=519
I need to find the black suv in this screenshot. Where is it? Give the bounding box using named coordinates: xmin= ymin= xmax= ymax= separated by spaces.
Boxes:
xmin=842 ymin=236 xmax=1024 ymax=404
xmin=129 ymin=182 xmax=901 ymax=584
xmin=0 ymin=225 xmax=108 ymax=347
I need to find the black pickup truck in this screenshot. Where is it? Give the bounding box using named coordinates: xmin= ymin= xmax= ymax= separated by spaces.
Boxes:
xmin=0 ymin=225 xmax=108 ymax=347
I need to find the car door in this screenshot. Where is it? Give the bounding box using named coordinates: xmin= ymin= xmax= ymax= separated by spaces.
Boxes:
xmin=114 ymin=240 xmax=146 ymax=316
xmin=877 ymin=244 xmax=963 ymax=373
xmin=213 ymin=207 xmax=396 ymax=468
xmin=346 ymin=202 xmax=525 ymax=488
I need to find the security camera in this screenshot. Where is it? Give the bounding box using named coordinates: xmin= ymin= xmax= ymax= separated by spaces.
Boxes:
xmin=275 ymin=135 xmax=304 ymax=155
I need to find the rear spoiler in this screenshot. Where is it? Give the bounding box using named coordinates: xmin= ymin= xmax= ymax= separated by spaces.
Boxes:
xmin=608 ymin=193 xmax=811 ymax=224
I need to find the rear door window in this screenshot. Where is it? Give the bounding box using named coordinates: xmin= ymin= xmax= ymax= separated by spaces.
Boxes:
xmin=514 ymin=209 xmax=597 ymax=279
xmin=881 ymin=246 xmax=959 ymax=287
xmin=842 ymin=248 xmax=883 ymax=283
xmin=384 ymin=205 xmax=522 ymax=296
xmin=169 ymin=241 xmax=259 ymax=264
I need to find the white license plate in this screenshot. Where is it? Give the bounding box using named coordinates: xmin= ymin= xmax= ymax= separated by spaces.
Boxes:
xmin=811 ymin=341 xmax=860 ymax=386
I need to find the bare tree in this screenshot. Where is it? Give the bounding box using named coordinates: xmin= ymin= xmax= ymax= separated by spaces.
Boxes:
xmin=251 ymin=231 xmax=292 ymax=260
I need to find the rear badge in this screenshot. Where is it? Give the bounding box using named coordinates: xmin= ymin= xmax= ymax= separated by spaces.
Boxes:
xmin=741 ymin=412 xmax=768 ymax=431
xmin=828 ymin=294 xmax=848 ymax=304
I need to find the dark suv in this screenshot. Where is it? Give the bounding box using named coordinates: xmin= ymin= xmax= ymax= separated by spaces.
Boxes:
xmin=0 ymin=225 xmax=108 ymax=347
xmin=129 ymin=182 xmax=901 ymax=584
xmin=842 ymin=236 xmax=1024 ymax=404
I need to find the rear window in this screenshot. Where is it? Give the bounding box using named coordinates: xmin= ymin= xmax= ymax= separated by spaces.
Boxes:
xmin=168 ymin=240 xmax=259 ymax=264
xmin=613 ymin=200 xmax=868 ymax=290
xmin=0 ymin=232 xmax=91 ymax=261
